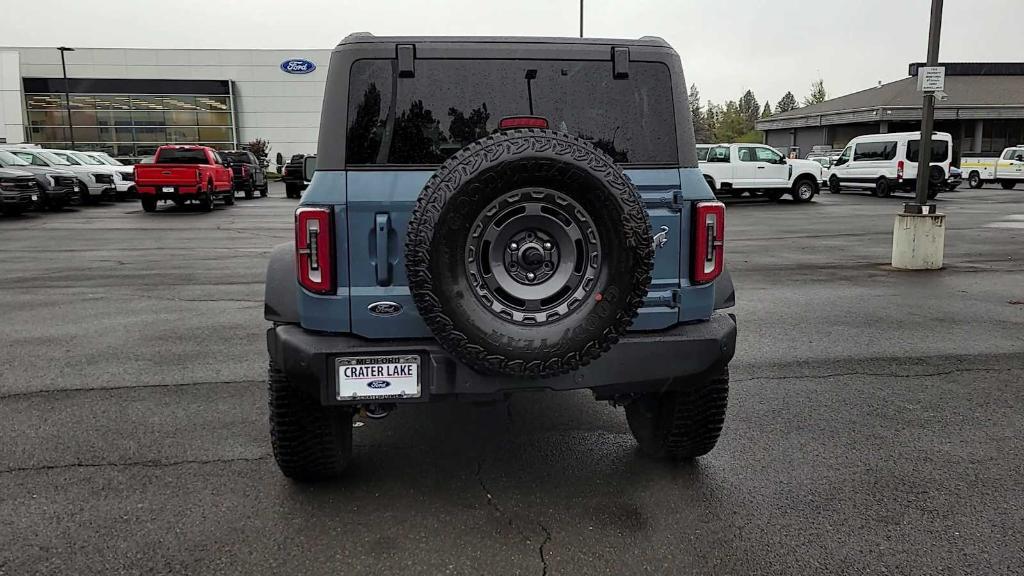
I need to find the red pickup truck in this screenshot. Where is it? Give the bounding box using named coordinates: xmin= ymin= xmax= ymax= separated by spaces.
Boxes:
xmin=135 ymin=145 xmax=235 ymax=212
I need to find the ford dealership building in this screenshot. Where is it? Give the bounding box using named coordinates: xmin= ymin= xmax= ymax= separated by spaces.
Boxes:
xmin=0 ymin=47 xmax=330 ymax=162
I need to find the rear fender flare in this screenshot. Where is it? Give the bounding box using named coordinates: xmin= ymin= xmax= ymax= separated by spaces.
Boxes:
xmin=713 ymin=267 xmax=735 ymax=310
xmin=265 ymin=242 xmax=299 ymax=323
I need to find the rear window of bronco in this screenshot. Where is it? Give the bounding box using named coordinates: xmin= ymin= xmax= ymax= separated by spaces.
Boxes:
xmin=346 ymin=59 xmax=677 ymax=166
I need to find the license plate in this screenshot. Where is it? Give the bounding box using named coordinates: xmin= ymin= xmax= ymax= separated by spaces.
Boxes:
xmin=336 ymin=355 xmax=420 ymax=400
xmin=162 ymin=186 xmax=175 ymax=193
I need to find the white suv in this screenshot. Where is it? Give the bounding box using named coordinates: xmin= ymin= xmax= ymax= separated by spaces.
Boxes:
xmin=828 ymin=131 xmax=952 ymax=199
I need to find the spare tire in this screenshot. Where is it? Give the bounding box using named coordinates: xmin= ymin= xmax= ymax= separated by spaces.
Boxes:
xmin=928 ymin=165 xmax=945 ymax=188
xmin=405 ymin=129 xmax=653 ymax=378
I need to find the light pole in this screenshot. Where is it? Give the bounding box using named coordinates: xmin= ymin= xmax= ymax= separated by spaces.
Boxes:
xmin=57 ymin=46 xmax=75 ymax=148
xmin=912 ymin=0 xmax=944 ymax=208
xmin=891 ymin=0 xmax=946 ymax=270
xmin=579 ymin=0 xmax=583 ymax=38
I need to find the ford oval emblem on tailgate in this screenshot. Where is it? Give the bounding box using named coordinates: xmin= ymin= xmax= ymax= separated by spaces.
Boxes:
xmin=367 ymin=380 xmax=391 ymax=389
xmin=368 ymin=301 xmax=402 ymax=317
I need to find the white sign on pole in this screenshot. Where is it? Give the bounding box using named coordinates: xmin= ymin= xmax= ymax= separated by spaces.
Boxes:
xmin=917 ymin=66 xmax=945 ymax=92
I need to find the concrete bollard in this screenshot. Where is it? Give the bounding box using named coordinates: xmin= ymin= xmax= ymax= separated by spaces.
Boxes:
xmin=891 ymin=212 xmax=946 ymax=270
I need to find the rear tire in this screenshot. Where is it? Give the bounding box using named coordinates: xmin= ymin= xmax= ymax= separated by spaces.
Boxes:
xmin=198 ymin=186 xmax=213 ymax=212
xmin=626 ymin=367 xmax=730 ymax=460
xmin=873 ymin=177 xmax=892 ymax=198
xmin=223 ymin=188 xmax=235 ymax=206
xmin=968 ymin=171 xmax=982 ymax=189
xmin=1001 ymin=181 xmax=1017 ymax=190
xmin=245 ymin=178 xmax=255 ymax=199
xmin=268 ymin=362 xmax=353 ymax=481
xmin=141 ymin=196 xmax=157 ymax=213
xmin=259 ymin=182 xmax=269 ymax=197
xmin=285 ymin=183 xmax=299 ymax=198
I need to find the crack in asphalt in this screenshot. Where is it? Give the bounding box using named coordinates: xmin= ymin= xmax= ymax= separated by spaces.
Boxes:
xmin=472 ymin=402 xmax=551 ymax=576
xmin=0 ymin=454 xmax=271 ymax=476
xmin=732 ymin=366 xmax=1016 ymax=383
xmin=0 ymin=379 xmax=261 ymax=400
xmin=537 ymin=521 xmax=552 ymax=576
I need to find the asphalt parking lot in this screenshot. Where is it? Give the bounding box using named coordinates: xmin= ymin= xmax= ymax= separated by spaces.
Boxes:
xmin=1 ymin=183 xmax=1022 ymax=575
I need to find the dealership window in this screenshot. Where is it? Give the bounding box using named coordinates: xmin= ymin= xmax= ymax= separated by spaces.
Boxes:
xmin=23 ymin=85 xmax=235 ymax=162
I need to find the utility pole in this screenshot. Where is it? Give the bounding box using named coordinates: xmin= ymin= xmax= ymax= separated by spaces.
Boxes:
xmin=891 ymin=0 xmax=946 ymax=270
xmin=912 ymin=0 xmax=943 ymax=207
xmin=58 ymin=46 xmax=75 ymax=148
xmin=579 ymin=0 xmax=584 ymax=38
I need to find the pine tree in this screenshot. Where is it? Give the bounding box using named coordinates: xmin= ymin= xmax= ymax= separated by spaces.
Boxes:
xmin=803 ymin=78 xmax=828 ymax=106
xmin=775 ymin=91 xmax=799 ymax=114
xmin=738 ymin=90 xmax=760 ymax=129
xmin=761 ymin=101 xmax=773 ymax=118
xmin=689 ymin=83 xmax=712 ymax=143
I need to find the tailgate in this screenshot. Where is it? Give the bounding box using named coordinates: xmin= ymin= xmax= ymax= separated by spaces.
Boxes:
xmin=344 ymin=168 xmax=685 ymax=339
xmin=135 ymin=165 xmax=200 ymax=186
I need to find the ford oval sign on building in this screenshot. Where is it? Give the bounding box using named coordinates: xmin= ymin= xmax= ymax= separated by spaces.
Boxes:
xmin=280 ymin=59 xmax=316 ymax=74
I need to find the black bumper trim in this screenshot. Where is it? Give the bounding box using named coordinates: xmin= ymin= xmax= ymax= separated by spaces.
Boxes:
xmin=267 ymin=313 xmax=737 ymax=405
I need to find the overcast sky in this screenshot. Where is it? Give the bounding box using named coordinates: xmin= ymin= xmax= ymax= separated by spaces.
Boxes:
xmin=1 ymin=0 xmax=1020 ymax=107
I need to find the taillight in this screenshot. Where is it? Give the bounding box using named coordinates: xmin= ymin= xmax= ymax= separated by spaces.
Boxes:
xmin=897 ymin=160 xmax=905 ymax=181
xmin=241 ymin=165 xmax=249 ymax=177
xmin=692 ymin=201 xmax=725 ymax=284
xmin=296 ymin=206 xmax=334 ymax=294
xmin=498 ymin=116 xmax=549 ymax=130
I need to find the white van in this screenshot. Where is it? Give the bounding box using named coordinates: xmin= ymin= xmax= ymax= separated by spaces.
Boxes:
xmin=828 ymin=131 xmax=952 ymax=198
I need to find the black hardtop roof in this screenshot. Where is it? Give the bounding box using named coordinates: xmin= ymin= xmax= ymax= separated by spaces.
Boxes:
xmin=337 ymin=32 xmax=670 ymax=49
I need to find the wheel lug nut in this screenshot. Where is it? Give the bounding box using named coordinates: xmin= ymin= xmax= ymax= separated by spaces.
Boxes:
xmin=510 ymin=243 xmax=518 ymax=251
xmin=543 ymin=242 xmax=552 ymax=250
xmin=526 ymin=272 xmax=535 ymax=281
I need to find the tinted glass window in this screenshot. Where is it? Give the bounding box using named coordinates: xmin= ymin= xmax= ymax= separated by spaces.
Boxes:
xmin=156 ymin=148 xmax=208 ymax=164
xmin=346 ymin=59 xmax=677 ymax=166
xmin=737 ymin=147 xmax=758 ymax=162
xmin=835 ymin=147 xmax=852 ymax=166
xmin=906 ymin=140 xmax=949 ymax=162
xmin=1002 ymin=148 xmax=1019 ymax=160
xmin=696 ymin=147 xmax=711 ymax=161
xmin=853 ymin=141 xmax=897 ymax=161
xmin=0 ymin=150 xmax=30 ymax=166
xmin=754 ymin=147 xmax=783 ymax=162
xmin=221 ymin=152 xmax=251 ymax=163
xmin=707 ymin=146 xmax=730 ymax=163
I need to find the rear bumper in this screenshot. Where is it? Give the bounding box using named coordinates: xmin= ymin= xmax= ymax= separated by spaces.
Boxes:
xmin=138 ymin=185 xmax=201 ymax=197
xmin=268 ymin=313 xmax=737 ymax=405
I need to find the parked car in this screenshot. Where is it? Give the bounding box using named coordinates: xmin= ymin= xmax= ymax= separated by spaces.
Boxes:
xmin=946 ymin=165 xmax=963 ymax=191
xmin=220 ymin=150 xmax=268 ymax=199
xmin=807 ymin=154 xmax=834 ymax=186
xmin=9 ymin=148 xmax=110 ymax=204
xmin=960 ymin=146 xmax=1024 ymax=189
xmin=700 ymin=143 xmax=823 ymax=202
xmin=0 ymin=149 xmax=77 ymax=211
xmin=263 ymin=33 xmax=737 ymax=480
xmin=47 ymin=150 xmax=125 ymax=203
xmin=0 ymin=166 xmax=39 ymax=216
xmin=828 ymin=131 xmax=952 ymax=198
xmin=281 ymin=154 xmax=309 ymax=198
xmin=80 ymin=151 xmax=137 ymax=199
xmin=135 ymin=145 xmax=235 ymax=212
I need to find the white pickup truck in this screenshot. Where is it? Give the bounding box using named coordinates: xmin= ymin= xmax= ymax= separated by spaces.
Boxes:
xmin=699 ymin=143 xmax=823 ymax=202
xmin=960 ymin=146 xmax=1024 ymax=189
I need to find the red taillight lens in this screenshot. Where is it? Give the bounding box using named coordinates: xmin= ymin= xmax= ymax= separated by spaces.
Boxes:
xmin=897 ymin=160 xmax=905 ymax=181
xmin=296 ymin=206 xmax=333 ymax=294
xmin=692 ymin=201 xmax=725 ymax=284
xmin=498 ymin=116 xmax=549 ymax=130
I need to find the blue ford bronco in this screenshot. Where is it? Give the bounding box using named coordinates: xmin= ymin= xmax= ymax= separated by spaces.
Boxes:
xmin=264 ymin=33 xmax=737 ymax=480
